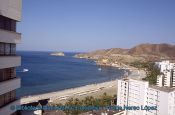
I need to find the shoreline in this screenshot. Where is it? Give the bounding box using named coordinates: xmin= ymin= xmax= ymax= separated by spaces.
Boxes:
xmin=20 ymin=80 xmax=118 ymax=104
xmin=20 ymin=69 xmax=144 ymax=105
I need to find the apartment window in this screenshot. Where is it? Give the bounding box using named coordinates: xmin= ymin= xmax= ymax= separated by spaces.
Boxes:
xmin=0 ymin=68 xmax=16 ymax=82
xmin=0 ymin=69 xmax=5 ymax=81
xmin=0 ymin=94 xmax=4 ymax=107
xmin=0 ymin=43 xmax=16 ymax=56
xmin=0 ymin=16 xmax=16 ymax=32
xmin=5 ymin=43 xmax=10 ymax=55
xmin=0 ymin=43 xmax=5 ymax=55
xmin=4 ymin=93 xmax=11 ymax=104
xmin=10 ymin=44 xmax=16 ymax=55
xmin=0 ymin=91 xmax=16 ymax=108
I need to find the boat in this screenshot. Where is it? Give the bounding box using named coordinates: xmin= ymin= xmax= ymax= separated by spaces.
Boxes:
xmin=23 ymin=69 xmax=29 ymax=72
xmin=98 ymin=68 xmax=102 ymax=71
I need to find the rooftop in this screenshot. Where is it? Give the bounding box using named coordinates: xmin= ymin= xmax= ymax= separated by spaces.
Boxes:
xmin=149 ymin=85 xmax=175 ymax=92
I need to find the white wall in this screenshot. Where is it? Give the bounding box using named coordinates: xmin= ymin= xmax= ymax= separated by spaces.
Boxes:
xmin=168 ymin=91 xmax=175 ymax=115
xmin=127 ymin=79 xmax=148 ymax=115
xmin=117 ymin=80 xmax=129 ymax=107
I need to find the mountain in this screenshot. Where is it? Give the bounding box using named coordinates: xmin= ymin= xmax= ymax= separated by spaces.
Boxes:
xmin=75 ymin=43 xmax=175 ymax=64
xmin=128 ymin=43 xmax=175 ymax=58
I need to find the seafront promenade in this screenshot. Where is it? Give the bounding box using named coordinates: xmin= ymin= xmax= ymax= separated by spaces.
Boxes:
xmin=20 ymin=69 xmax=144 ymax=105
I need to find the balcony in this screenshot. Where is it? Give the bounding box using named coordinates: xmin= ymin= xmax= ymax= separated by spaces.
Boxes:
xmin=0 ymin=29 xmax=21 ymax=44
xmin=0 ymin=56 xmax=21 ymax=69
xmin=0 ymin=99 xmax=20 ymax=115
xmin=0 ymin=77 xmax=20 ymax=95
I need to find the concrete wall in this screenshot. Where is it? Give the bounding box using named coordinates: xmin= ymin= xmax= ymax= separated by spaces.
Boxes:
xmin=0 ymin=29 xmax=21 ymax=43
xmin=0 ymin=100 xmax=20 ymax=115
xmin=0 ymin=56 xmax=21 ymax=69
xmin=0 ymin=78 xmax=21 ymax=95
xmin=0 ymin=0 xmax=22 ymax=21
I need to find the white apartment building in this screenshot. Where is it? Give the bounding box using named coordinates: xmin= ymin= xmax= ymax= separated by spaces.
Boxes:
xmin=0 ymin=0 xmax=22 ymax=115
xmin=117 ymin=78 xmax=175 ymax=115
xmin=156 ymin=60 xmax=175 ymax=87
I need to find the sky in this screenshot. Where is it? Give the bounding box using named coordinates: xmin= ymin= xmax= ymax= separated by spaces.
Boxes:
xmin=17 ymin=0 xmax=175 ymax=52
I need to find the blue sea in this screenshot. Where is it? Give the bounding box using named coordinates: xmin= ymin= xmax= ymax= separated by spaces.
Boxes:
xmin=16 ymin=51 xmax=125 ymax=97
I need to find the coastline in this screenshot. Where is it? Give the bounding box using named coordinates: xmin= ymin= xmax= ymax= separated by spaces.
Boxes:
xmin=20 ymin=69 xmax=144 ymax=105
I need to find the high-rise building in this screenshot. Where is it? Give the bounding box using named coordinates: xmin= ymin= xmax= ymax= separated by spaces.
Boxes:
xmin=117 ymin=78 xmax=149 ymax=115
xmin=117 ymin=78 xmax=175 ymax=115
xmin=156 ymin=61 xmax=175 ymax=87
xmin=0 ymin=0 xmax=22 ymax=115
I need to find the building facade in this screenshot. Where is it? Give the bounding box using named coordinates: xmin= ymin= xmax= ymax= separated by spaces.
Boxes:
xmin=156 ymin=60 xmax=175 ymax=87
xmin=117 ymin=79 xmax=148 ymax=115
xmin=117 ymin=78 xmax=175 ymax=115
xmin=0 ymin=0 xmax=22 ymax=115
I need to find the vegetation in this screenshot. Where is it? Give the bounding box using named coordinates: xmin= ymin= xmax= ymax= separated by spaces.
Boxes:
xmin=50 ymin=93 xmax=116 ymax=115
xmin=130 ymin=61 xmax=161 ymax=85
xmin=130 ymin=61 xmax=148 ymax=69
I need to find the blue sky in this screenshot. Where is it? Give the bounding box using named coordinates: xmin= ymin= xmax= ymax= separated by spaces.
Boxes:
xmin=17 ymin=0 xmax=175 ymax=52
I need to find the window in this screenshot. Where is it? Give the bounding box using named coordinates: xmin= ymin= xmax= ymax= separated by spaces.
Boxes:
xmin=10 ymin=90 xmax=16 ymax=101
xmin=5 ymin=43 xmax=10 ymax=55
xmin=0 ymin=68 xmax=16 ymax=82
xmin=10 ymin=44 xmax=16 ymax=55
xmin=5 ymin=68 xmax=16 ymax=80
xmin=4 ymin=93 xmax=11 ymax=104
xmin=0 ymin=43 xmax=5 ymax=55
xmin=0 ymin=16 xmax=16 ymax=32
xmin=0 ymin=91 xmax=16 ymax=108
xmin=0 ymin=94 xmax=4 ymax=107
xmin=0 ymin=43 xmax=16 ymax=55
xmin=0 ymin=69 xmax=4 ymax=81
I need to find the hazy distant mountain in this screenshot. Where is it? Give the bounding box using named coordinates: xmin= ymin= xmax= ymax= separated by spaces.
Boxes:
xmin=75 ymin=43 xmax=175 ymax=63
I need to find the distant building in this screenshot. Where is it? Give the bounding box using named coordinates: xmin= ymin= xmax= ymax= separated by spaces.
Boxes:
xmin=117 ymin=78 xmax=175 ymax=115
xmin=156 ymin=60 xmax=175 ymax=87
xmin=0 ymin=0 xmax=22 ymax=115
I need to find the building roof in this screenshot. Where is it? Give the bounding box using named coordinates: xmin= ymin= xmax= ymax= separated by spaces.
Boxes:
xmin=149 ymin=85 xmax=175 ymax=92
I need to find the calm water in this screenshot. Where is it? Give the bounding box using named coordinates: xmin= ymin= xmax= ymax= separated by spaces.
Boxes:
xmin=16 ymin=51 xmax=124 ymax=97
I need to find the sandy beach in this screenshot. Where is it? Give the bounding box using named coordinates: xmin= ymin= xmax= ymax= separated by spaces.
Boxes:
xmin=20 ymin=69 xmax=144 ymax=105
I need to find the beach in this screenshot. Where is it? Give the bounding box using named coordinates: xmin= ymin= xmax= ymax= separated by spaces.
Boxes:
xmin=20 ymin=80 xmax=117 ymax=104
xmin=20 ymin=69 xmax=144 ymax=105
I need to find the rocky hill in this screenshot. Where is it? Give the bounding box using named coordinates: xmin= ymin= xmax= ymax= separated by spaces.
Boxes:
xmin=75 ymin=43 xmax=175 ymax=65
xmin=128 ymin=43 xmax=175 ymax=58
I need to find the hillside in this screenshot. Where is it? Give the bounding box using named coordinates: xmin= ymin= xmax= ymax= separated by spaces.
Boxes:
xmin=128 ymin=43 xmax=175 ymax=58
xmin=75 ymin=43 xmax=175 ymax=65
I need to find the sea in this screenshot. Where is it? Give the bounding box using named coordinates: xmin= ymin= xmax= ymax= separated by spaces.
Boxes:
xmin=16 ymin=51 xmax=125 ymax=98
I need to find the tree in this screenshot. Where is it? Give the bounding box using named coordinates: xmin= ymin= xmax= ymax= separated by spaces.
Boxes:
xmin=142 ymin=62 xmax=161 ymax=85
